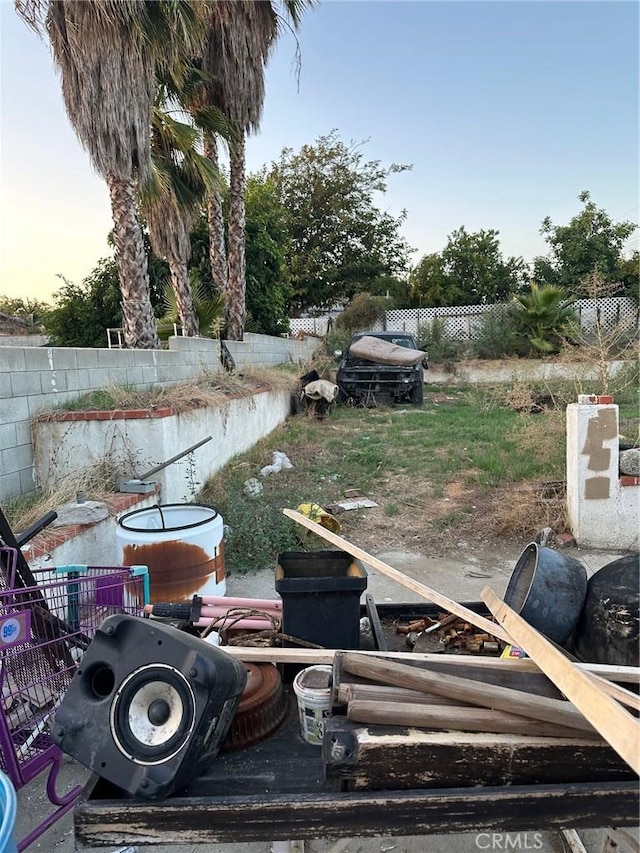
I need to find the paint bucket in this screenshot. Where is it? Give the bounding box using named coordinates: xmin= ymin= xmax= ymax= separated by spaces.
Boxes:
xmin=116 ymin=503 xmax=225 ymax=602
xmin=292 ymin=665 xmax=333 ymax=745
xmin=0 ymin=770 xmax=17 ymax=853
xmin=503 ymin=543 xmax=588 ymax=645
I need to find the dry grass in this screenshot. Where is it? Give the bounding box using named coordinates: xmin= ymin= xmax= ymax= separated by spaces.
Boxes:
xmin=479 ymin=481 xmax=568 ymax=540
xmin=4 ymin=461 xmax=123 ymax=533
xmin=35 ymin=366 xmax=300 ymax=418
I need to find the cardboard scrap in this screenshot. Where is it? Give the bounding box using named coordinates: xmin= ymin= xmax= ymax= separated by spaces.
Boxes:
xmin=326 ymin=498 xmax=379 ymax=514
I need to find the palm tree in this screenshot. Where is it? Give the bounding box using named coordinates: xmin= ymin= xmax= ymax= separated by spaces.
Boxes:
xmin=199 ymin=1 xmax=311 ymax=341
xmin=16 ymin=0 xmax=207 ymax=349
xmin=142 ymin=98 xmax=225 ymax=337
xmin=510 ymin=283 xmax=578 ymax=354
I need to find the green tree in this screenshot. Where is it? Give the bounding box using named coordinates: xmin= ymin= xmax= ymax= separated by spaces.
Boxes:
xmin=244 ymin=176 xmax=291 ymax=336
xmin=409 ymin=253 xmax=459 ymax=307
xmin=410 ymin=228 xmax=527 ymax=307
xmin=533 ymin=191 xmax=637 ymax=293
xmin=509 ymin=283 xmax=577 ymax=355
xmin=0 ymin=296 xmax=51 ymax=326
xmin=615 ymin=250 xmax=640 ymax=301
xmin=267 ymin=131 xmax=413 ymax=314
xmin=197 ymin=1 xmax=312 ymax=341
xmin=184 ymin=177 xmax=291 ymax=337
xmin=17 ymin=0 xmax=207 ymax=349
xmin=43 ymin=253 xmax=169 ymax=348
xmin=142 ymin=86 xmax=225 ymax=337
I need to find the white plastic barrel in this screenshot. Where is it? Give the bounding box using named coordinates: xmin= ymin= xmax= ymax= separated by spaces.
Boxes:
xmin=116 ymin=504 xmax=225 ymax=603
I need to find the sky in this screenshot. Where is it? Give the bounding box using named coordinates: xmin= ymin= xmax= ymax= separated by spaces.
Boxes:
xmin=0 ymin=0 xmax=638 ymax=303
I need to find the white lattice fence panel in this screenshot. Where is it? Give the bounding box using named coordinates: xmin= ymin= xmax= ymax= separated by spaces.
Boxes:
xmin=386 ymin=305 xmax=491 ymax=340
xmin=288 ymin=317 xmax=331 ymax=336
xmin=574 ymin=298 xmax=638 ymax=332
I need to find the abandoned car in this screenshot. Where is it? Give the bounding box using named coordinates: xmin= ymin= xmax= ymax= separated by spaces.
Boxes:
xmin=336 ymin=331 xmax=428 ymax=406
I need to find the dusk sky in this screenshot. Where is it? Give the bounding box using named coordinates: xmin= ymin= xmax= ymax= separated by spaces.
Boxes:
xmin=1 ymin=0 xmax=638 ymax=303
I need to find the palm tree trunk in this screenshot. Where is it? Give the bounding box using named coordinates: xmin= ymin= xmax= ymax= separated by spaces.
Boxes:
xmin=107 ymin=175 xmax=160 ymax=349
xmin=226 ymin=130 xmax=247 ymax=341
xmin=203 ymin=129 xmax=228 ymax=298
xmin=167 ymin=253 xmax=200 ymax=337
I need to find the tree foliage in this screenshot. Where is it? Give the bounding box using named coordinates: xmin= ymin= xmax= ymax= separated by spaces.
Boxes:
xmin=244 ymin=175 xmax=292 ymax=336
xmin=533 ymin=191 xmax=637 ymax=294
xmin=266 ymin=131 xmax=413 ymax=314
xmin=43 ymin=253 xmax=169 ymax=348
xmin=409 ymin=227 xmax=528 ymax=307
xmin=335 ymin=292 xmax=390 ymax=333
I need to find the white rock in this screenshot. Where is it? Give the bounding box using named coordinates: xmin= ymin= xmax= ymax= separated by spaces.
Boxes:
xmin=52 ymin=501 xmax=109 ymax=527
xmin=619 ymin=448 xmax=640 ymax=477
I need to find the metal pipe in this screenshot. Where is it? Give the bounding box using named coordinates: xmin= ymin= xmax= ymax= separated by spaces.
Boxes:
xmin=137 ymin=435 xmax=213 ymax=479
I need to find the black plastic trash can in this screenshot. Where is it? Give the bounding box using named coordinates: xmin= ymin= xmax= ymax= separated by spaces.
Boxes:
xmin=275 ymin=550 xmax=368 ymax=650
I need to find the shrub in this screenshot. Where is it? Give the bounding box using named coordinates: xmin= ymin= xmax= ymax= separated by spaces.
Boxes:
xmin=469 ymin=306 xmax=519 ymax=359
xmin=416 ymin=317 xmax=463 ymax=363
xmin=335 ymin=292 xmax=389 ymax=333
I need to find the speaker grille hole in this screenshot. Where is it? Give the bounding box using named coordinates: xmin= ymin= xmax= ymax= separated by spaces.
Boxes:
xmin=87 ymin=664 xmax=116 ymax=699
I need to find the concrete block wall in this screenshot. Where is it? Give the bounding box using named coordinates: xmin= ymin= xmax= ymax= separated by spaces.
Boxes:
xmin=566 ymin=402 xmax=639 ymax=550
xmin=0 ymin=333 xmax=321 ymax=502
xmin=226 ymin=332 xmax=319 ymax=367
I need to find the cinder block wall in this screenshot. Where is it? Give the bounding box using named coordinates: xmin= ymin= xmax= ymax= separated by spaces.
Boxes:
xmin=0 ymin=334 xmax=320 ymax=502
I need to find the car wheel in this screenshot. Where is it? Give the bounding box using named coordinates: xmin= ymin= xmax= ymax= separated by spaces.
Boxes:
xmin=410 ymin=383 xmax=424 ymax=405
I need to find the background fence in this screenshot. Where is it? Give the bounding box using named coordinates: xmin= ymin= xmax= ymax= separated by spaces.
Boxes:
xmin=289 ymin=297 xmax=639 ymax=340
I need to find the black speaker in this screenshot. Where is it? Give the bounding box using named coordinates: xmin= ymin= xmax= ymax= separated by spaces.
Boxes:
xmin=51 ymin=614 xmax=247 ymax=799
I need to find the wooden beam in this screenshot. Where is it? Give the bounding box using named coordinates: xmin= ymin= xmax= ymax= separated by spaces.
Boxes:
xmin=338 ymin=683 xmax=466 ymax=707
xmin=323 ymin=718 xmax=635 ymax=792
xmin=341 ymin=651 xmax=596 ymax=733
xmin=283 ymin=508 xmax=514 ymax=644
xmin=346 ymin=700 xmax=600 ymax=739
xmin=586 ymin=672 xmax=640 ymax=713
xmin=220 ymin=645 xmax=640 ymax=683
xmin=482 ymin=586 xmax=640 ymax=775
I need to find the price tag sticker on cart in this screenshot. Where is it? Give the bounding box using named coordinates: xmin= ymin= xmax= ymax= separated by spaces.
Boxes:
xmin=0 ymin=611 xmax=31 ymax=649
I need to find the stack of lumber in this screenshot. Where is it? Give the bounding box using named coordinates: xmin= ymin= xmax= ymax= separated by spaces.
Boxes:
xmin=226 ymin=509 xmax=640 ymax=790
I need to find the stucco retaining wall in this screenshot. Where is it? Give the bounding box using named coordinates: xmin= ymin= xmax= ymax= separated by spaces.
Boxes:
xmin=0 ymin=333 xmax=319 ymax=501
xmin=32 ymin=389 xmax=293 ymax=503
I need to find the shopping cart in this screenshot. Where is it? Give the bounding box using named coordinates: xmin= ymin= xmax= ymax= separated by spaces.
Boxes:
xmin=0 ymin=549 xmax=148 ymax=850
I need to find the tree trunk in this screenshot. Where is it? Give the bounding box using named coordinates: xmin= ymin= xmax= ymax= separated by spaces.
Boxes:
xmin=167 ymin=252 xmax=199 ymax=337
xmin=203 ymin=129 xmax=228 ymax=299
xmin=226 ymin=130 xmax=246 ymax=341
xmin=107 ymin=174 xmax=160 ymax=349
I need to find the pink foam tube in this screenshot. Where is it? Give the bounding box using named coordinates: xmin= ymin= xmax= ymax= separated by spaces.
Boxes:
xmin=198 ymin=604 xmax=280 ymax=619
xmin=193 ymin=616 xmax=273 ymax=631
xmin=198 ymin=595 xmax=282 ymax=611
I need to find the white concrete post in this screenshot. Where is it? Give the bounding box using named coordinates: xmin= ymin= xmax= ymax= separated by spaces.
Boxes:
xmin=566 ymin=401 xmax=639 ymax=550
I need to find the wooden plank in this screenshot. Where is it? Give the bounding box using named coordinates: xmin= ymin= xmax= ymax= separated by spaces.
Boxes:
xmin=337 ymin=683 xmax=467 ymax=706
xmin=221 ymin=645 xmax=640 ymax=682
xmin=586 ymin=672 xmax=640 ymax=713
xmin=482 ymin=586 xmax=640 ymax=775
xmin=346 ymin=699 xmax=601 ymax=739
xmin=74 ymin=782 xmax=640 ymax=846
xmin=282 ymin=508 xmax=514 ymax=644
xmin=340 ymin=651 xmax=596 ymax=733
xmin=324 ymin=718 xmax=632 ymax=791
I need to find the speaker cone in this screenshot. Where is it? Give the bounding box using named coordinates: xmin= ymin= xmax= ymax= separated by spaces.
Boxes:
xmin=110 ymin=664 xmax=196 ymax=765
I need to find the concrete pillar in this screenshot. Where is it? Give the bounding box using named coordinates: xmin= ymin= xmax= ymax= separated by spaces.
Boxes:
xmin=566 ymin=402 xmax=639 ymax=550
